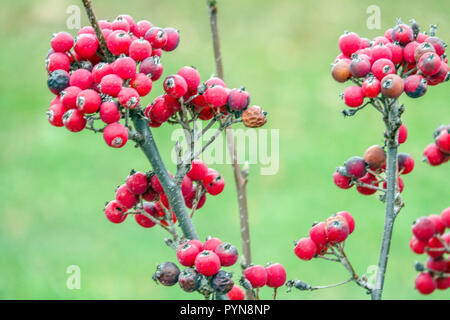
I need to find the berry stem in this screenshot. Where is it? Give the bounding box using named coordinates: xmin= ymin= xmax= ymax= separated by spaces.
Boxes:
xmin=205 ymin=0 xmax=254 ymax=300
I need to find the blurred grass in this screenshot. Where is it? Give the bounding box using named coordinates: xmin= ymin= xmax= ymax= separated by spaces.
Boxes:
xmin=0 ymin=0 xmax=449 ymax=300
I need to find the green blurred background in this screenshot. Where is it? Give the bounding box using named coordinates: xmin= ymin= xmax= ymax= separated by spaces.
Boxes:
xmin=0 ymin=0 xmax=449 ymax=300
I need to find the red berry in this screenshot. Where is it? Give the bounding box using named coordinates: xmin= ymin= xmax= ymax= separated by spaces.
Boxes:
xmin=371 ymin=58 xmax=395 ymax=81
xmin=184 ymin=185 xmax=207 ymax=210
xmin=202 ymin=168 xmax=225 ymax=195
xmin=426 ymin=257 xmax=447 ymax=272
xmin=412 ymin=217 xmax=436 ymax=242
xmin=203 ymin=237 xmax=222 ymax=252
xmin=198 ymin=106 xmax=215 ymax=120
xmin=423 ymin=143 xmax=448 ymax=166
xmin=382 ymin=177 xmax=404 ymax=193
xmin=46 ymin=52 xmax=71 ymax=73
xmin=74 ymin=34 xmax=98 ymax=58
xmin=134 ymin=20 xmax=153 ymax=38
xmin=47 ymin=103 xmax=66 ymax=127
xmin=343 ymin=86 xmax=364 ymax=108
xmin=404 ymin=74 xmax=427 ymax=99
xmin=130 ymin=73 xmax=153 ymax=97
xmin=294 ymin=237 xmax=317 ymax=261
xmin=146 ymin=96 xmax=172 ymax=123
xmin=63 ymin=109 xmax=86 ymax=132
xmin=356 ymin=173 xmax=378 ymax=195
xmin=409 ymin=236 xmax=427 ymax=254
xmin=153 ymin=48 xmax=162 ymax=57
xmin=104 ymin=200 xmax=127 ymax=223
xmin=163 ymin=75 xmax=188 ymax=99
xmin=436 ymin=277 xmax=450 ymax=290
xmin=204 ymin=85 xmax=228 ymax=108
xmin=99 ymin=101 xmax=121 ymax=124
xmin=391 ymin=24 xmax=413 ymax=45
xmin=371 ymin=43 xmax=392 ymax=62
xmin=403 ymin=41 xmax=419 ymax=64
xmin=206 ymin=77 xmax=226 ymax=88
xmin=163 ymin=27 xmax=180 ymax=51
xmin=51 ymin=32 xmax=74 ymax=52
xmin=338 ymin=32 xmax=361 ymax=57
xmin=135 ymin=213 xmax=156 ymax=228
xmin=107 ymin=30 xmax=132 ymax=56
xmin=150 ymin=174 xmax=164 ymax=194
xmin=333 ymin=171 xmax=353 ymax=189
xmin=228 ymin=88 xmax=250 ymax=111
xmin=115 ymin=184 xmax=137 ymax=209
xmin=177 ymin=242 xmax=201 ymax=267
xmin=126 ymin=171 xmax=149 ymax=195
xmin=336 ymin=211 xmax=355 ymax=234
xmin=372 ymin=36 xmax=390 ymax=46
xmin=142 ymin=188 xmax=158 ymax=202
xmin=418 ymin=52 xmax=442 ymax=76
xmin=112 ymin=16 xmax=130 ymax=32
xmin=163 ymin=94 xmax=181 ymax=113
xmin=129 ymin=38 xmax=152 ymax=61
xmin=398 ymin=124 xmax=408 ymax=144
xmin=435 ymin=129 xmax=450 ymax=154
xmin=243 ymin=265 xmax=267 ymax=288
xmin=265 ymin=263 xmax=287 ymax=288
xmin=381 ymin=74 xmax=404 ymax=98
xmin=361 ymin=77 xmax=381 ymax=98
xmin=187 ymin=159 xmax=209 ymax=181
xmin=386 ymin=42 xmax=403 ymax=65
xmin=181 ymin=175 xmax=194 ymax=197
xmin=344 ymin=156 xmax=366 ymax=179
xmin=92 ymin=63 xmax=113 ymax=84
xmin=113 ymin=56 xmax=136 ymax=80
xmin=325 ymin=216 xmax=349 ymax=243
xmin=70 ymin=69 xmax=93 ymax=90
xmin=441 ymin=207 xmax=450 ymax=228
xmin=417 ymin=33 xmax=428 ymax=43
xmin=77 ymin=26 xmax=95 ymax=36
xmin=426 ymin=237 xmax=446 ymax=258
xmin=309 ymin=222 xmax=328 ymax=246
xmin=76 ymin=89 xmax=101 ymax=114
xmin=428 ymin=214 xmax=446 ymax=235
xmin=118 ymin=87 xmax=140 ymax=109
xmin=194 ymin=250 xmax=221 ymax=276
xmin=140 ymin=56 xmax=163 ymax=81
xmin=215 ymin=243 xmax=239 ymax=267
xmin=60 ymin=86 xmax=82 ymax=109
xmin=227 ymin=285 xmax=245 ymax=300
xmin=397 ymin=153 xmax=415 ymax=174
xmin=427 ymin=37 xmax=446 ymax=56
xmin=98 ymin=20 xmax=112 ymax=30
xmin=144 ymin=27 xmax=167 ymax=49
xmin=415 ymin=272 xmax=436 ymax=295
xmin=118 ymin=14 xmax=135 ymax=33
xmin=177 ymin=66 xmax=201 ymax=93
xmin=103 ymin=122 xmax=128 ymax=148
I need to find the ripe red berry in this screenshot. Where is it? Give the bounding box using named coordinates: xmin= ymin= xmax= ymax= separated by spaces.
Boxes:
xmin=403 ymin=41 xmax=420 ymax=64
xmin=113 ymin=56 xmax=136 ymax=80
xmin=74 ymin=34 xmax=98 ymax=58
xmin=206 ymin=77 xmax=226 ymax=88
xmin=103 ymin=122 xmax=128 ymax=148
xmin=115 ymin=184 xmax=137 ymax=209
xmin=163 ymin=27 xmax=180 ymax=51
xmin=204 ymin=85 xmax=228 ymax=108
xmin=184 ymin=185 xmax=207 ymax=210
xmin=418 ymin=52 xmax=442 ymax=76
xmin=371 ymin=58 xmax=395 ymax=81
xmin=338 ymin=32 xmax=361 ymax=57
xmin=77 ymin=26 xmax=95 ymax=36
xmin=194 ymin=250 xmax=221 ymax=276
xmin=177 ymin=242 xmax=201 ymax=267
xmin=435 ymin=129 xmax=450 ymax=154
xmin=397 ymin=153 xmax=415 ymax=174
xmin=381 ymin=74 xmax=404 ymax=98
xmin=415 ymin=272 xmax=436 ymax=295
xmin=187 ymin=159 xmax=209 ymax=181
xmin=333 ymin=171 xmax=353 ymax=189
xmin=177 ymin=66 xmax=201 ymax=93
xmin=412 ymin=217 xmax=436 ymax=242
xmin=181 ymin=175 xmax=194 ymax=197
xmin=203 ymin=237 xmax=223 ymax=252
xmin=409 ymin=236 xmax=427 ymax=254
xmin=129 ymin=38 xmax=152 ymax=61
xmin=325 ymin=216 xmax=349 ymax=243
xmin=344 ymin=156 xmax=366 ymax=179
xmin=356 ymin=173 xmax=379 ymax=195
xmin=112 ymin=16 xmax=130 ymax=32
xmin=92 ymin=63 xmax=113 ymax=84
xmin=371 ymin=43 xmax=392 ymax=62
xmin=309 ymin=222 xmax=328 ymax=246
xmin=130 ymin=73 xmax=153 ymax=97
xmin=70 ymin=69 xmax=93 ymax=90
xmin=426 ymin=237 xmax=445 ymax=258
xmin=188 ymin=239 xmax=204 ymax=251
xmin=423 ymin=143 xmax=448 ymax=166
xmin=118 ymin=87 xmax=140 ymax=109
xmin=135 ymin=213 xmax=156 ymax=228
xmin=76 ymin=89 xmax=101 ymax=114
xmin=51 ymin=32 xmax=74 ymax=52
xmin=441 ymin=207 xmax=450 ymax=228
xmin=63 ymin=109 xmax=86 ymax=132
xmin=228 ymin=88 xmax=250 ymax=111
xmin=140 ymin=56 xmax=164 ymax=81
xmin=386 ymin=42 xmax=403 ymax=65
xmin=107 ymin=30 xmax=132 ymax=56
xmin=145 ymin=27 xmax=167 ymax=49
xmin=343 ymin=86 xmax=364 ymax=108
xmin=436 ymin=277 xmax=450 ymax=290
xmin=227 ymin=285 xmax=245 ymax=300
xmin=382 ymin=177 xmax=404 ymax=193
xmin=163 ymin=94 xmax=181 ymax=113
xmin=428 ymin=214 xmax=446 ymax=235
xmin=146 ymin=96 xmax=172 ymax=123
xmin=243 ymin=265 xmax=267 ymax=288
xmin=134 ymin=20 xmax=153 ymax=38
xmin=99 ymin=101 xmax=121 ymax=124
xmin=336 ymin=211 xmax=355 ymax=234
xmin=46 ymin=52 xmax=71 ymax=73
xmin=427 ymin=36 xmax=445 ymax=56
xmin=126 ymin=171 xmax=149 ymax=195
xmin=47 ymin=103 xmax=66 ymax=127
xmin=100 ymin=74 xmax=123 ymax=97
xmin=150 ymin=174 xmax=164 ymax=194
xmin=372 ymin=36 xmax=390 ymax=46
xmin=60 ymin=86 xmax=82 ymax=109
xmin=391 ymin=24 xmax=413 ymax=45
xmin=215 ymin=243 xmax=239 ymax=267
xmin=294 ymin=237 xmax=317 ymax=261
xmin=361 ymin=76 xmax=381 ymax=98
xmin=163 ymin=74 xmax=188 ymax=99
xmin=202 ymin=168 xmax=225 ymax=195
xmin=265 ymin=263 xmax=287 ymax=288
xmin=104 ymin=200 xmax=127 ymax=223
xmin=426 ymin=257 xmax=447 ymax=272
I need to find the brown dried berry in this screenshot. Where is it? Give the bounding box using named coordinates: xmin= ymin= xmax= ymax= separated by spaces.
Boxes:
xmin=363 ymin=145 xmax=386 ymax=170
xmin=242 ymin=105 xmax=266 ymax=128
xmin=178 ymin=268 xmax=202 ymax=293
xmin=152 ymin=261 xmax=180 ymax=286
xmin=331 ymin=59 xmax=351 ymax=83
xmin=210 ymin=270 xmax=234 ymax=295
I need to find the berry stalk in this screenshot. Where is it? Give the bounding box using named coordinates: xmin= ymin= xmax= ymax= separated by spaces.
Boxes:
xmin=205 ymin=0 xmax=254 ymax=300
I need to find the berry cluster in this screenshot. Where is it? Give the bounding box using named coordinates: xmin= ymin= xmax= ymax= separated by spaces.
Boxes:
xmin=153 ymin=237 xmax=246 ymax=299
xmin=423 ymin=124 xmax=450 ymax=166
xmin=410 ymin=207 xmax=450 ymax=294
xmin=294 ymin=211 xmax=355 ymax=261
xmin=241 ymin=263 xmax=287 ymax=298
xmin=104 ymin=162 xmax=225 ymax=225
xmin=333 ymin=142 xmax=413 ymax=196
xmin=331 ymin=21 xmax=449 ymax=106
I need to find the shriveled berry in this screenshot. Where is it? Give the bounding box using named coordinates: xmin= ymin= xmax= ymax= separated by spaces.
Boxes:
xmin=178 ymin=268 xmax=201 ymax=293
xmin=211 ymin=270 xmax=234 ymax=294
xmin=242 ymin=105 xmax=266 ymax=128
xmin=48 ymin=69 xmax=70 ymax=94
xmin=363 ymin=145 xmax=386 ymax=170
xmin=153 ymin=262 xmax=180 ymax=286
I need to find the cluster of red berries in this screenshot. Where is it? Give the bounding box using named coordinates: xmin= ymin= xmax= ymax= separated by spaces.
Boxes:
xmin=294 ymin=211 xmax=355 ymax=260
xmin=423 ymin=125 xmax=450 ymax=166
xmin=241 ymin=263 xmax=287 ymax=296
xmin=153 ymin=237 xmax=246 ymax=299
xmin=104 ymin=161 xmax=225 ymax=225
xmin=331 ymin=21 xmax=448 ymax=106
xmin=333 ymin=141 xmax=413 ymax=195
xmin=410 ymin=207 xmax=450 ymax=294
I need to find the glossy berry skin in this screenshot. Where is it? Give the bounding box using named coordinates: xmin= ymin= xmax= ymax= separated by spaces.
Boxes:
xmin=99 ymin=101 xmax=121 ymax=124
xmin=154 ymin=262 xmax=180 ymax=286
xmin=100 ymin=74 xmax=123 ymax=97
xmin=344 ymin=156 xmax=366 ymax=179
xmin=309 ymin=222 xmax=328 ymax=246
xmin=426 ymin=237 xmax=445 ymax=258
xmin=163 ymin=75 xmax=188 ymax=99
xmin=74 ymin=34 xmax=98 ymax=58
xmin=203 ymin=237 xmax=223 ymax=252
xmin=265 ymin=263 xmax=287 ymax=288
xmin=69 ymin=69 xmax=93 ymax=90
xmin=47 ymin=103 xmax=66 ymax=127
xmin=177 ymin=243 xmax=201 ymax=267
xmin=60 ymin=86 xmax=82 ymax=109
xmin=356 ymin=173 xmax=378 ymax=195
xmin=418 ymin=52 xmax=441 ymax=76
xmin=404 ymin=75 xmax=427 ymax=99
xmin=187 ymin=159 xmax=209 ymax=181
xmin=227 ymin=285 xmax=245 ymax=300
xmin=435 ymin=129 xmax=450 ymax=154
xmin=336 ymin=211 xmax=355 ymax=234
xmin=391 ymin=24 xmax=413 ymax=45
xmin=294 ymin=237 xmax=317 ymax=261
xmin=146 ymin=96 xmax=172 ymax=123
xmin=134 ymin=213 xmax=156 ymax=228
xmin=403 ymin=41 xmax=420 ymax=64
xmin=215 ymin=243 xmax=239 ymax=267
xmin=202 ymin=169 xmax=225 ymax=195
xmin=129 ymin=38 xmax=152 ymax=62
xmin=177 ymin=66 xmax=201 ymax=93
xmin=46 ymin=52 xmax=71 ymax=73
xmin=361 ymin=77 xmax=381 ymax=98
xmin=325 ymin=216 xmax=349 ymax=243
xmin=106 ymin=30 xmax=132 ymax=56
xmin=331 ymin=60 xmax=351 ymax=83
xmin=103 ymin=122 xmax=128 ymax=148
xmin=118 ymin=87 xmax=140 ymax=109
xmin=397 ymin=153 xmax=414 ymax=174
xmin=48 ymin=70 xmax=70 ymax=94
xmin=338 ymin=32 xmax=361 ymax=57
xmin=333 ymin=171 xmax=353 ymax=189
xmin=363 ymin=145 xmax=386 ymax=170
xmin=243 ymin=265 xmax=267 ymax=288
xmin=204 ymin=85 xmax=229 ymax=108
xmin=51 ymin=32 xmax=74 ymax=52
xmin=228 ymin=88 xmax=250 ymax=111
xmin=140 ymin=56 xmax=163 ymax=81
xmin=381 ymin=74 xmax=404 ymax=98
xmin=428 ymin=214 xmax=446 ymax=235
xmin=412 ymin=217 xmax=436 ymax=242
xmin=163 ymin=94 xmax=181 ymax=113
xmin=178 ymin=268 xmax=201 ymax=293
xmin=343 ymin=86 xmax=364 ymax=108
xmin=113 ymin=56 xmax=137 ymax=80
xmin=194 ymin=250 xmax=221 ymax=276
xmin=104 ymin=200 xmax=127 ymax=223
xmin=423 ymin=143 xmax=448 ymax=166
xmin=163 ymin=27 xmax=180 ymax=51
xmin=62 ymin=109 xmax=86 ymax=132
xmin=409 ymin=236 xmax=427 ymax=254
xmin=76 ymin=89 xmax=101 ymax=114
xmin=415 ymin=272 xmax=436 ymax=295
xmin=126 ymin=171 xmax=149 ymax=195
xmin=115 ymin=184 xmax=137 ymax=209
xmin=371 ymin=58 xmax=395 ymax=81
xmin=145 ymin=27 xmax=167 ymax=49
xmin=441 ymin=207 xmax=450 ymax=228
